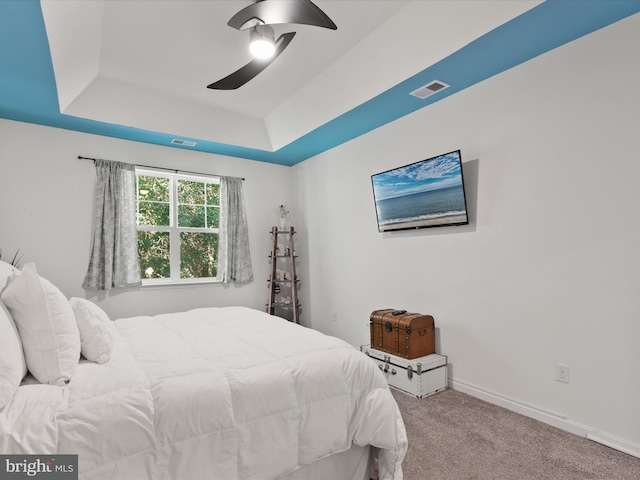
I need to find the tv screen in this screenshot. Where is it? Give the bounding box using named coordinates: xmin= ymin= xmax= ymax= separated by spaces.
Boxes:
xmin=371 ymin=149 xmax=469 ymax=232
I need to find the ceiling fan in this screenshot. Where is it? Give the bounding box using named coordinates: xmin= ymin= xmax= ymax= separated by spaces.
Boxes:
xmin=207 ymin=0 xmax=337 ymax=90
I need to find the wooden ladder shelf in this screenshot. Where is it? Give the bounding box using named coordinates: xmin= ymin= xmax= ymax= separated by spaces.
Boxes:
xmin=266 ymin=226 xmax=300 ymax=324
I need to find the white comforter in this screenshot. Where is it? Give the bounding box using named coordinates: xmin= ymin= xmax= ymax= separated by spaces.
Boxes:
xmin=0 ymin=307 xmax=407 ymax=479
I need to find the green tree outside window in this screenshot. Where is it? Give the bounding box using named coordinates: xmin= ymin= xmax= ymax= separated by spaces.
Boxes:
xmin=136 ymin=172 xmax=220 ymax=281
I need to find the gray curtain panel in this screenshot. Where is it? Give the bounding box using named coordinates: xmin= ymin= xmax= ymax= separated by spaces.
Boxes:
xmin=82 ymin=160 xmax=142 ymax=290
xmin=218 ymin=176 xmax=253 ymax=284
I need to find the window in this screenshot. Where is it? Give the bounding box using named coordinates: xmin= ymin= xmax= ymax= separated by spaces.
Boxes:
xmin=136 ymin=169 xmax=220 ymax=284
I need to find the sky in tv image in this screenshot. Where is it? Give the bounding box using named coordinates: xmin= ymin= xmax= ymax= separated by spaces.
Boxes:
xmin=372 ymin=152 xmax=463 ymax=201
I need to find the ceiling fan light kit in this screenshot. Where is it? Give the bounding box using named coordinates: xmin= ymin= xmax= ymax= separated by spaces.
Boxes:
xmin=249 ymin=25 xmax=276 ymax=60
xmin=207 ymin=0 xmax=337 ymax=90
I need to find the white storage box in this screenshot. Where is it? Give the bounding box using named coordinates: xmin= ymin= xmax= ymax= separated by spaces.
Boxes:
xmin=361 ymin=345 xmax=447 ymax=398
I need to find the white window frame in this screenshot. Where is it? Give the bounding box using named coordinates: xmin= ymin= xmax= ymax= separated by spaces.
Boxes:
xmin=136 ymin=168 xmax=221 ymax=286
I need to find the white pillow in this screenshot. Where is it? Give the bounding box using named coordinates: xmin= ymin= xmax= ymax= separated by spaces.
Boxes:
xmin=0 ymin=259 xmax=19 ymax=293
xmin=0 ymin=301 xmax=27 ymax=411
xmin=70 ymin=297 xmax=115 ymax=364
xmin=1 ymin=263 xmax=80 ymax=386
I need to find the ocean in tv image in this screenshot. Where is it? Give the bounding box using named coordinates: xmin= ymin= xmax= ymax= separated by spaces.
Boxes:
xmin=372 ymin=151 xmax=468 ymax=231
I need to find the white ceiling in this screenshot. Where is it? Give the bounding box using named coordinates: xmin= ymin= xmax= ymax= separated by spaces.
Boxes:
xmin=40 ymin=0 xmax=540 ymax=153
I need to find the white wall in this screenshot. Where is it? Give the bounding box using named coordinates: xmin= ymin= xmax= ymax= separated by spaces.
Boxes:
xmin=0 ymin=120 xmax=294 ymax=319
xmin=2 ymin=10 xmax=639 ymax=458
xmin=294 ymin=14 xmax=640 ymax=453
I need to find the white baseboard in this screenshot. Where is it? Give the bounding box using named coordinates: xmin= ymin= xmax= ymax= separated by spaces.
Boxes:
xmin=449 ymin=378 xmax=640 ymax=459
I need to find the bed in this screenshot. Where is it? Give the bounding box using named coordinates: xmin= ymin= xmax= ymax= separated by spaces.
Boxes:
xmin=0 ymin=262 xmax=407 ymax=480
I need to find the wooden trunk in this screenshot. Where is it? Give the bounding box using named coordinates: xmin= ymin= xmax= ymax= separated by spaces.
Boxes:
xmin=370 ymin=309 xmax=435 ymax=359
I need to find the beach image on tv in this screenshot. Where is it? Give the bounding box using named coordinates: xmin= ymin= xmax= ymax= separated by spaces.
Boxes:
xmin=372 ymin=151 xmax=468 ymax=231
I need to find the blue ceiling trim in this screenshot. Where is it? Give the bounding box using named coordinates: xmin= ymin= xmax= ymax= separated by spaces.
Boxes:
xmin=1 ymin=1 xmax=639 ymax=167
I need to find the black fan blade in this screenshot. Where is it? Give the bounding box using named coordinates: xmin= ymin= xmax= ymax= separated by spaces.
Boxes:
xmin=228 ymin=0 xmax=337 ymax=31
xmin=207 ymin=32 xmax=296 ymax=90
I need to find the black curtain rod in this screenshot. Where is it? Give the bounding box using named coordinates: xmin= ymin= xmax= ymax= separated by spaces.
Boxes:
xmin=78 ymin=156 xmax=244 ymax=180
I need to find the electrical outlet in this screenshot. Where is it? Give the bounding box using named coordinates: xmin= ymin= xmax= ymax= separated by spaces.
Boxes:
xmin=332 ymin=312 xmax=338 ymax=322
xmin=555 ymin=363 xmax=570 ymax=384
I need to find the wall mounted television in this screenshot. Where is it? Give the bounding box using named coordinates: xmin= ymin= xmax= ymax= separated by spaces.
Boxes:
xmin=371 ymin=149 xmax=469 ymax=232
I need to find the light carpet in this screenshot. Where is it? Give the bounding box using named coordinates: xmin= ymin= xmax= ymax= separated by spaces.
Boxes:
xmin=391 ymin=388 xmax=640 ymax=480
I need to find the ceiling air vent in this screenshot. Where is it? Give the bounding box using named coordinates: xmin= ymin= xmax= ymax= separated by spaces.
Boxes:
xmin=171 ymin=139 xmax=197 ymax=147
xmin=410 ymin=80 xmax=450 ymax=100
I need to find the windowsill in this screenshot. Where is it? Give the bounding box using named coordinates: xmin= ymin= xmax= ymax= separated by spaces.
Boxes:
xmin=141 ymin=278 xmax=222 ymax=287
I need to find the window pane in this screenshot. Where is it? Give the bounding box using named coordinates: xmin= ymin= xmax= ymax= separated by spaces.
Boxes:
xmin=178 ymin=205 xmax=206 ymax=228
xmin=138 ymin=201 xmax=170 ymax=226
xmin=138 ymin=231 xmax=170 ymax=278
xmin=180 ymin=232 xmax=218 ymax=278
xmin=206 ymin=183 xmax=220 ymax=206
xmin=178 ymin=180 xmax=205 ymax=205
xmin=138 ymin=176 xmax=169 ymax=202
xmin=206 ymin=206 xmax=219 ymax=229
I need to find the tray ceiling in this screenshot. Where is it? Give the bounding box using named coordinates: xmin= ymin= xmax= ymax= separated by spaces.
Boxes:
xmin=1 ymin=1 xmax=639 ymax=165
